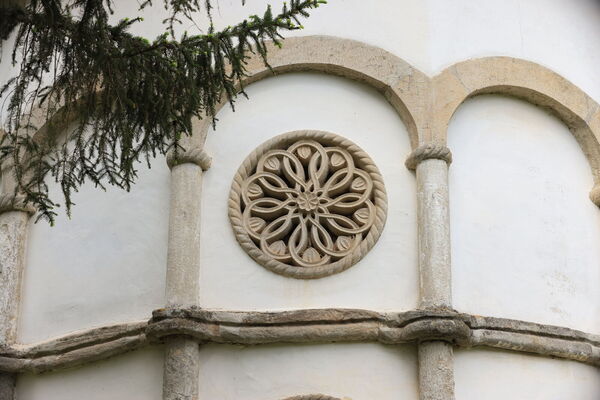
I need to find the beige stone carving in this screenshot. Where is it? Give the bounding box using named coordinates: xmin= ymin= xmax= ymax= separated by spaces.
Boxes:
xmin=229 ymin=130 xmax=387 ymax=279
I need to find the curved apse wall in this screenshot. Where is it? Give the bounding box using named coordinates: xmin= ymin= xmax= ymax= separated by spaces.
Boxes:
xmin=200 ymin=72 xmax=418 ymax=311
xmin=449 ymin=94 xmax=600 ymax=334
xmin=20 ymin=151 xmax=170 ymax=343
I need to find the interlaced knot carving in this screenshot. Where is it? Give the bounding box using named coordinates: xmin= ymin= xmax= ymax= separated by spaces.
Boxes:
xmin=229 ymin=131 xmax=387 ymax=279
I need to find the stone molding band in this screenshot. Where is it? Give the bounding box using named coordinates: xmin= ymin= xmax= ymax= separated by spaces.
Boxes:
xmin=2 ymin=309 xmax=598 ymax=374
xmin=0 ymin=194 xmax=36 ymax=215
xmin=282 ymin=396 xmax=341 ymax=400
xmin=0 ymin=321 xmax=147 ymax=374
xmin=405 ymin=144 xmax=453 ymax=171
xmin=166 ymin=146 xmax=212 ymax=171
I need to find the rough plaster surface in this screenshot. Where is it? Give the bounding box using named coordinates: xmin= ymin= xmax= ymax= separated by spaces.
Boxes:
xmin=454 ymin=349 xmax=600 ymax=400
xmin=449 ymin=95 xmax=600 ymax=334
xmin=200 ymin=73 xmax=418 ymax=311
xmin=16 ymin=346 xmax=164 ymax=400
xmin=19 ymin=160 xmax=170 ymax=343
xmin=198 ymin=343 xmax=418 ymax=400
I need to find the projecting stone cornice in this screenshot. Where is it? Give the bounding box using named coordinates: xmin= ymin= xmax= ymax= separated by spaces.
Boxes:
xmin=1 ymin=309 xmax=598 ymax=374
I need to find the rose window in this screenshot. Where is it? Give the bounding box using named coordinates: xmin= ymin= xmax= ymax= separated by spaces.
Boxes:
xmin=229 ymin=130 xmax=387 ymax=279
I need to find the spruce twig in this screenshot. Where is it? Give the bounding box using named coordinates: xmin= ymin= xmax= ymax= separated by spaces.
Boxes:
xmin=0 ymin=0 xmax=326 ymax=223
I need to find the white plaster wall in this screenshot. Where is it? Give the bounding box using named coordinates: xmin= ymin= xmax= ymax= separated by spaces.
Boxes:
xmin=200 ymin=72 xmax=418 ymax=311
xmin=455 ymin=349 xmax=600 ymax=400
xmin=111 ymin=0 xmax=600 ymax=101
xmin=449 ymin=95 xmax=600 ymax=333
xmin=111 ymin=0 xmax=430 ymax=77
xmin=19 ymin=158 xmax=170 ymax=343
xmin=17 ymin=346 xmax=164 ymax=400
xmin=427 ymin=0 xmax=600 ymax=102
xmin=198 ymin=343 xmax=417 ymax=400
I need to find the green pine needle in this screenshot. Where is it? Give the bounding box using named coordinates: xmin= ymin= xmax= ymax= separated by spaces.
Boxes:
xmin=0 ymin=0 xmax=324 ymax=224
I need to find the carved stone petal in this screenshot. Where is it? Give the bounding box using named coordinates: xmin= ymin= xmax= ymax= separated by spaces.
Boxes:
xmin=264 ymin=156 xmax=281 ymax=173
xmin=351 ymin=177 xmax=367 ymax=192
xmin=248 ymin=217 xmax=266 ymax=233
xmin=296 ymin=145 xmax=313 ymax=163
xmin=335 ymin=235 xmax=353 ymax=251
xmin=270 ymin=240 xmax=287 ymax=256
xmin=353 ymin=207 xmax=370 ymax=224
xmin=247 ymin=183 xmax=263 ymax=199
xmin=330 ymin=153 xmax=345 ymax=169
xmin=302 ymin=247 xmax=321 ymax=263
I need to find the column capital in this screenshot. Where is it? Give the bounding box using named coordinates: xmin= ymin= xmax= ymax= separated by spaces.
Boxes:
xmin=166 ymin=146 xmax=212 ymax=171
xmin=0 ymin=194 xmax=36 ymax=216
xmin=406 ymin=143 xmax=452 ymax=171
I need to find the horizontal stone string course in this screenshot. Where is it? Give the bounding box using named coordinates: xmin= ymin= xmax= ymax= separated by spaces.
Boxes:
xmin=0 ymin=334 xmax=148 ymax=374
xmin=1 ymin=309 xmax=598 ymax=373
xmin=0 ymin=322 xmax=147 ymax=374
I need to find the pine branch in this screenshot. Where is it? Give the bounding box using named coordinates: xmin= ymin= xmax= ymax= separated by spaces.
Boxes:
xmin=0 ymin=0 xmax=326 ymax=224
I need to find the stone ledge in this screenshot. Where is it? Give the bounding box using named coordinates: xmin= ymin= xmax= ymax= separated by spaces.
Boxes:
xmin=1 ymin=309 xmax=598 ymax=374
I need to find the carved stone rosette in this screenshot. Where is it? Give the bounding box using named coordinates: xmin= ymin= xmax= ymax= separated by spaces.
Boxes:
xmin=228 ymin=130 xmax=387 ymax=279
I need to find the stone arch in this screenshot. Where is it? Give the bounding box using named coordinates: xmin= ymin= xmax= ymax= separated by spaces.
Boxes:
xmin=432 ymin=56 xmax=600 ymax=201
xmin=188 ymin=35 xmax=429 ymax=150
xmin=24 ymin=36 xmax=427 ymax=150
xmin=22 ymin=39 xmax=600 ymax=204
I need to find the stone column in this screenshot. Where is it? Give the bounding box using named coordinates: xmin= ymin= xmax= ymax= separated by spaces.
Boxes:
xmin=163 ymin=146 xmax=211 ymax=400
xmin=0 ymin=175 xmax=35 ymax=399
xmin=406 ymin=144 xmax=454 ymax=400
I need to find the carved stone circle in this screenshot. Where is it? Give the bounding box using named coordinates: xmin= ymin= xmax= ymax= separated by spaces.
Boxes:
xmin=228 ymin=130 xmax=388 ymax=279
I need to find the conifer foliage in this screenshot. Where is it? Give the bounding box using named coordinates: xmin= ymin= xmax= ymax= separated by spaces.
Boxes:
xmin=0 ymin=0 xmax=325 ymax=223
